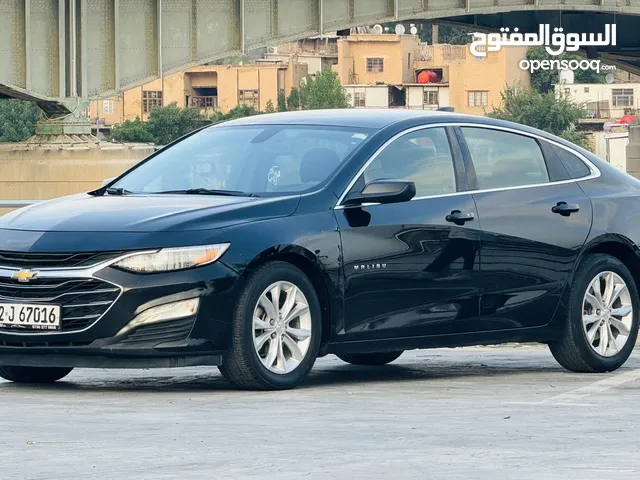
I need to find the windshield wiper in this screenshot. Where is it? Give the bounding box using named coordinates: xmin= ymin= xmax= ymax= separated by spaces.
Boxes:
xmin=152 ymin=188 xmax=260 ymax=197
xmin=106 ymin=187 xmax=134 ymax=196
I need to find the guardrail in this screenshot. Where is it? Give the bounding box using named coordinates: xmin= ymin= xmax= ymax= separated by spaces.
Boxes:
xmin=0 ymin=200 xmax=40 ymax=208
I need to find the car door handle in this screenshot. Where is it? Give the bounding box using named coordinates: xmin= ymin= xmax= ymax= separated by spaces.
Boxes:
xmin=551 ymin=202 xmax=580 ymax=216
xmin=445 ymin=210 xmax=475 ymax=225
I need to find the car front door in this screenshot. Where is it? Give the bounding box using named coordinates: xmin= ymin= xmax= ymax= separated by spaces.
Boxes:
xmin=334 ymin=126 xmax=482 ymax=341
xmin=456 ymin=125 xmax=593 ymax=331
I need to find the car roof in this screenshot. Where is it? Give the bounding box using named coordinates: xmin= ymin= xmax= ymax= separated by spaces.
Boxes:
xmin=208 ymin=108 xmax=582 ymax=153
xmin=212 ymin=109 xmax=489 ymax=129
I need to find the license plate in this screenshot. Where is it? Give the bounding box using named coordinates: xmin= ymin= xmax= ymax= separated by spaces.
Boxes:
xmin=0 ymin=303 xmax=61 ymax=330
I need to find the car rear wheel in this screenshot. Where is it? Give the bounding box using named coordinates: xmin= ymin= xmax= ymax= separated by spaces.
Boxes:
xmin=219 ymin=261 xmax=322 ymax=390
xmin=336 ymin=351 xmax=403 ymax=366
xmin=549 ymin=254 xmax=639 ymax=373
xmin=0 ymin=366 xmax=73 ymax=383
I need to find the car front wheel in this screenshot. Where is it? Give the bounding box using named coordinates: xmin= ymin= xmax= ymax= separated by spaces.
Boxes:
xmin=549 ymin=253 xmax=639 ymax=373
xmin=219 ymin=261 xmax=322 ymax=390
xmin=0 ymin=366 xmax=73 ymax=383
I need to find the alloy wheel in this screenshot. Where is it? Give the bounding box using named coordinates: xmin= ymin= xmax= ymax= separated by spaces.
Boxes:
xmin=252 ymin=281 xmax=312 ymax=374
xmin=582 ymin=271 xmax=633 ymax=357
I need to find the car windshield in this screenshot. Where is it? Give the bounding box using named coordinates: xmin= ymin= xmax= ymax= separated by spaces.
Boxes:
xmin=110 ymin=125 xmax=370 ymax=196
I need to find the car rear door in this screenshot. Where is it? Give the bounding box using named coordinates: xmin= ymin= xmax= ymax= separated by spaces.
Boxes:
xmin=455 ymin=125 xmax=593 ymax=331
xmin=334 ymin=125 xmax=482 ymax=341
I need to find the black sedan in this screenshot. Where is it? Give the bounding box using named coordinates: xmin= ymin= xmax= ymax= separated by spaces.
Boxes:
xmin=0 ymin=109 xmax=638 ymax=390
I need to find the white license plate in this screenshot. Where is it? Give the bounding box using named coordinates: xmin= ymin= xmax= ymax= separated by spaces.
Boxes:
xmin=0 ymin=303 xmax=61 ymax=330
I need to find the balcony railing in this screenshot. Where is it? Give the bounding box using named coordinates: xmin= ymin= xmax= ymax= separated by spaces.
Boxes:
xmin=190 ymin=96 xmax=218 ymax=110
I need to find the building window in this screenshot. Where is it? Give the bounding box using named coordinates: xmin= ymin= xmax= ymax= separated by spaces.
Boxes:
xmin=612 ymin=88 xmax=634 ymax=107
xmin=366 ymin=58 xmax=384 ymax=73
xmin=354 ymin=92 xmax=366 ymax=107
xmin=239 ymin=90 xmax=259 ymax=109
xmin=584 ymin=87 xmax=590 ymax=93
xmin=142 ymin=91 xmax=163 ymax=114
xmin=423 ymin=90 xmax=439 ymax=106
xmin=102 ymin=100 xmax=114 ymax=114
xmin=467 ymin=91 xmax=488 ymax=107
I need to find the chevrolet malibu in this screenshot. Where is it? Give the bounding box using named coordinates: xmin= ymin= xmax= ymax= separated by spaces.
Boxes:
xmin=0 ymin=109 xmax=638 ymax=390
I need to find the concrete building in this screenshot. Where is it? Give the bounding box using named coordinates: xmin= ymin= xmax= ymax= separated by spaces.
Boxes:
xmin=555 ymin=81 xmax=640 ymax=121
xmin=90 ymin=61 xmax=307 ymax=125
xmin=263 ymin=36 xmax=339 ymax=75
xmin=91 ymin=32 xmax=530 ymax=126
xmin=335 ymin=34 xmax=530 ymax=114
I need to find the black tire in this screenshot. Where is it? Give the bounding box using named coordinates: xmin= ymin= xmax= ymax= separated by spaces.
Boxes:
xmin=549 ymin=254 xmax=639 ymax=373
xmin=336 ymin=351 xmax=403 ymax=366
xmin=0 ymin=366 xmax=73 ymax=383
xmin=218 ymin=261 xmax=322 ymax=390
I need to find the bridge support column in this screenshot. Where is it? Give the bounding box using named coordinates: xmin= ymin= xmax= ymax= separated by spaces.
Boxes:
xmin=626 ymin=125 xmax=640 ymax=180
xmin=29 ymin=100 xmax=96 ymax=144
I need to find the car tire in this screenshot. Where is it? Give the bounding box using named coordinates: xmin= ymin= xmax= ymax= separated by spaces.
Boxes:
xmin=336 ymin=351 xmax=403 ymax=366
xmin=0 ymin=366 xmax=73 ymax=383
xmin=219 ymin=261 xmax=322 ymax=390
xmin=549 ymin=254 xmax=639 ymax=373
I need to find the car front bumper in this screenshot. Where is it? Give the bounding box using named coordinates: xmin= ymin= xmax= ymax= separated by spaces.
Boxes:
xmin=0 ymin=260 xmax=240 ymax=368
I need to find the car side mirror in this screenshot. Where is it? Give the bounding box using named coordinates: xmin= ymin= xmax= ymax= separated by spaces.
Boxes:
xmin=101 ymin=177 xmax=114 ymax=187
xmin=342 ymin=179 xmax=416 ymax=207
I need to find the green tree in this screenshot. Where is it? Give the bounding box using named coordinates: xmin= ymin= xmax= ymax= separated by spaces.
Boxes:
xmin=527 ymin=46 xmax=610 ymax=94
xmin=286 ymin=87 xmax=301 ymax=111
xmin=488 ymin=86 xmax=589 ymax=148
xmin=277 ymin=89 xmax=287 ymax=112
xmin=299 ymin=69 xmax=350 ymax=110
xmin=146 ymin=102 xmax=208 ymax=145
xmin=265 ymin=99 xmax=276 ymax=113
xmin=0 ymin=99 xmax=41 ymax=142
xmin=110 ymin=117 xmax=153 ymax=143
xmin=213 ymin=104 xmax=261 ymax=122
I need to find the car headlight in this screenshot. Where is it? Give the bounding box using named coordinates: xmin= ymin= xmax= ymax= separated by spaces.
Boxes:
xmin=113 ymin=244 xmax=230 ymax=273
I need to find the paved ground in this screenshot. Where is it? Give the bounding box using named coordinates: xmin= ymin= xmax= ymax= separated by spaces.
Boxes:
xmin=2 ymin=345 xmax=640 ymax=479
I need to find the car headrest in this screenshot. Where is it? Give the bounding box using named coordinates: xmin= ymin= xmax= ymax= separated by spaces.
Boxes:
xmin=300 ymin=148 xmax=341 ymax=183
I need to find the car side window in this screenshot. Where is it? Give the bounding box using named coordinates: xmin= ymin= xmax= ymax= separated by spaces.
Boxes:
xmin=461 ymin=127 xmax=550 ymax=190
xmin=361 ymin=127 xmax=457 ymax=197
xmin=552 ymin=145 xmax=591 ymax=179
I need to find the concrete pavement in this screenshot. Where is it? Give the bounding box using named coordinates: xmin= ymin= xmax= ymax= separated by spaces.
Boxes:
xmin=2 ymin=344 xmax=640 ymax=479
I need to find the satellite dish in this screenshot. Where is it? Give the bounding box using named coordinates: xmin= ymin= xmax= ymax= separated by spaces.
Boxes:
xmin=605 ymin=73 xmax=615 ymax=84
xmin=410 ymin=25 xmax=418 ymax=35
xmin=395 ymin=24 xmax=406 ymax=35
xmin=372 ymin=24 xmax=383 ymax=34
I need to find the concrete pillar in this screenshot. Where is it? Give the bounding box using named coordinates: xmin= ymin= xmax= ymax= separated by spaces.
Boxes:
xmin=31 ymin=99 xmax=95 ymax=143
xmin=626 ymin=125 xmax=640 ymax=180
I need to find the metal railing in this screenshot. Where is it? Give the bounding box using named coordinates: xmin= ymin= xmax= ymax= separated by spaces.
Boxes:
xmin=0 ymin=200 xmax=40 ymax=208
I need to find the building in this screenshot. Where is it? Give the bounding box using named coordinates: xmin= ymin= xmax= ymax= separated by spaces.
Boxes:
xmin=91 ymin=31 xmax=530 ymax=127
xmin=90 ymin=61 xmax=307 ymax=126
xmin=263 ymin=35 xmax=339 ymax=75
xmin=555 ymin=80 xmax=640 ymax=121
xmin=335 ymin=33 xmax=530 ymax=114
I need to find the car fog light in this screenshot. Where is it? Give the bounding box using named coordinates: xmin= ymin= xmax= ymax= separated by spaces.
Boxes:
xmin=116 ymin=298 xmax=200 ymax=336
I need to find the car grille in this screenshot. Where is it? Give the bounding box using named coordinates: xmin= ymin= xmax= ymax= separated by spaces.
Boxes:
xmin=0 ymin=251 xmax=126 ymax=269
xmin=0 ymin=277 xmax=121 ymax=332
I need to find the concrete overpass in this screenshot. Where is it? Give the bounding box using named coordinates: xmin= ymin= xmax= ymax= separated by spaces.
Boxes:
xmin=1 ymin=0 xmax=639 ymax=124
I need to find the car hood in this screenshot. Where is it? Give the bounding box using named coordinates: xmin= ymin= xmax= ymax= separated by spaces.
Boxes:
xmin=0 ymin=193 xmax=300 ymax=233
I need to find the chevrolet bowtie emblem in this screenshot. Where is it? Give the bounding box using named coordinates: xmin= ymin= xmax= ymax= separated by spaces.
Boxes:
xmin=11 ymin=269 xmax=38 ymax=283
